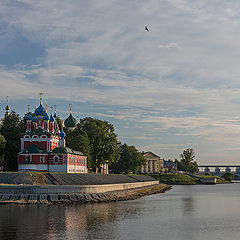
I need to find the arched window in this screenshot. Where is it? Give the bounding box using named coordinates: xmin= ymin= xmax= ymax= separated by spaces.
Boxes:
xmin=54 ymin=155 xmax=59 ymax=163
xmin=25 ymin=155 xmax=31 ymax=162
xmin=40 ymin=156 xmax=45 ymax=163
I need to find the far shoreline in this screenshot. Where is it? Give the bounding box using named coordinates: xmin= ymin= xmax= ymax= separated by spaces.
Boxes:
xmin=150 ymin=173 xmax=231 ymax=185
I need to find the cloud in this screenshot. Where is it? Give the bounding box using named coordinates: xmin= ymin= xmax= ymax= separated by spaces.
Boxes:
xmin=158 ymin=42 xmax=179 ymax=48
xmin=1 ymin=0 xmax=240 ymax=163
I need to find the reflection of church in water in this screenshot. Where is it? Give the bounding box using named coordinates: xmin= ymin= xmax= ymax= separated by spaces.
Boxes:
xmin=17 ymin=93 xmax=88 ymax=173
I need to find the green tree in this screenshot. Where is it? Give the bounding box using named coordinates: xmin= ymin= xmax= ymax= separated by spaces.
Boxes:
xmin=112 ymin=143 xmax=146 ymax=174
xmin=55 ymin=116 xmax=63 ymax=129
xmin=77 ymin=117 xmax=120 ymax=170
xmin=65 ymin=127 xmax=92 ymax=168
xmin=178 ymin=148 xmax=198 ymax=173
xmin=222 ymin=172 xmax=233 ymax=182
xmin=0 ymin=111 xmax=25 ymax=171
xmin=0 ymin=134 xmax=6 ymax=166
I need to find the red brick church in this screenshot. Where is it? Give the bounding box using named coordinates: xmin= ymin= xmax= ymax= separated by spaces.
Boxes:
xmin=18 ymin=94 xmax=88 ymax=173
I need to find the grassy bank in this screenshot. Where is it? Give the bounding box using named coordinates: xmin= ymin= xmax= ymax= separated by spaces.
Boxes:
xmin=194 ymin=174 xmax=230 ymax=184
xmin=150 ymin=174 xmax=230 ymax=185
xmin=150 ymin=174 xmax=198 ymax=185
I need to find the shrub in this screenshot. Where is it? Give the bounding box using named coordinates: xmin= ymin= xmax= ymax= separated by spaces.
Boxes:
xmin=222 ymin=172 xmax=233 ymax=181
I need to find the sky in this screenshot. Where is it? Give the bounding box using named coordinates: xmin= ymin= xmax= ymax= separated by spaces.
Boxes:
xmin=1 ymin=0 xmax=240 ymax=164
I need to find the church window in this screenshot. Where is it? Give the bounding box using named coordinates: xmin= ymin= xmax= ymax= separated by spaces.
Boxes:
xmin=54 ymin=156 xmax=59 ymax=163
xmin=25 ymin=155 xmax=31 ymax=162
xmin=40 ymin=156 xmax=45 ymax=163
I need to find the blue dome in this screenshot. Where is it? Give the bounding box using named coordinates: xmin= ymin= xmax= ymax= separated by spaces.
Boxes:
xmin=35 ymin=104 xmax=46 ymax=116
xmin=49 ymin=114 xmax=54 ymax=122
xmin=59 ymin=129 xmax=66 ymax=139
xmin=32 ymin=116 xmax=37 ymax=122
xmin=25 ymin=113 xmax=33 ymax=121
xmin=43 ymin=112 xmax=49 ymax=120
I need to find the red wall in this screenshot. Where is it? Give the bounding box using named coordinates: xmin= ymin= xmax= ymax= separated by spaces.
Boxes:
xmin=48 ymin=154 xmax=65 ymax=165
xmin=18 ymin=154 xmax=48 ymax=164
xmin=67 ymin=154 xmax=87 ymax=166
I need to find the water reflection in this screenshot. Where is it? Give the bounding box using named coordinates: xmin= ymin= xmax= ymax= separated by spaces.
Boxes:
xmin=2 ymin=185 xmax=240 ymax=240
xmin=182 ymin=197 xmax=194 ymax=214
xmin=0 ymin=202 xmax=126 ymax=240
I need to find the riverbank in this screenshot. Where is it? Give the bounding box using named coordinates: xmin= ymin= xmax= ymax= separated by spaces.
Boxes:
xmin=0 ymin=172 xmax=170 ymax=204
xmin=150 ymin=174 xmax=230 ymax=185
xmin=0 ymin=184 xmax=171 ymax=205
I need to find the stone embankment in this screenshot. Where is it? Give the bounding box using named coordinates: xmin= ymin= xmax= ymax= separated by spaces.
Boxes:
xmin=0 ymin=173 xmax=171 ymax=204
xmin=0 ymin=184 xmax=171 ymax=205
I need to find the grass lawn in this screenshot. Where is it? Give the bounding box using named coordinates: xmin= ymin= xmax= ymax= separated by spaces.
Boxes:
xmin=150 ymin=174 xmax=198 ymax=185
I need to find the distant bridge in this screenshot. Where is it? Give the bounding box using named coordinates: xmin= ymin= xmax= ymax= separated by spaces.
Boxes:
xmin=198 ymin=165 xmax=240 ymax=174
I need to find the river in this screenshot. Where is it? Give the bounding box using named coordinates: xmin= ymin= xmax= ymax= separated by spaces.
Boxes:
xmin=1 ymin=183 xmax=240 ymax=240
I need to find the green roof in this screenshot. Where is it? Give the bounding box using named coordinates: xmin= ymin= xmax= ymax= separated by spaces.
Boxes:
xmin=64 ymin=113 xmax=77 ymax=128
xmin=19 ymin=160 xmax=35 ymax=164
xmin=20 ymin=144 xmax=48 ymax=154
xmin=51 ymin=146 xmax=85 ymax=156
xmin=21 ymin=128 xmax=53 ymax=136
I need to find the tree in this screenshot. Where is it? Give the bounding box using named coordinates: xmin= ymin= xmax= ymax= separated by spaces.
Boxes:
xmin=112 ymin=143 xmax=146 ymax=174
xmin=0 ymin=134 xmax=6 ymax=165
xmin=222 ymin=172 xmax=233 ymax=182
xmin=178 ymin=148 xmax=198 ymax=173
xmin=0 ymin=111 xmax=25 ymax=171
xmin=55 ymin=116 xmax=63 ymax=129
xmin=77 ymin=117 xmax=120 ymax=170
xmin=65 ymin=127 xmax=92 ymax=168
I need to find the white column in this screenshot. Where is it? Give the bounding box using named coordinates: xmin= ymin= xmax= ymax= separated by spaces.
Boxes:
xmin=149 ymin=160 xmax=152 ymax=173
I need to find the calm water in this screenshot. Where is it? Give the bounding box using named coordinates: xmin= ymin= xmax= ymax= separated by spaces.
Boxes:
xmin=1 ymin=184 xmax=240 ymax=240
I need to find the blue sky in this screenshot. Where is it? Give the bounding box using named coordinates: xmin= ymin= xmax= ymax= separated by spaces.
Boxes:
xmin=1 ymin=0 xmax=240 ymax=164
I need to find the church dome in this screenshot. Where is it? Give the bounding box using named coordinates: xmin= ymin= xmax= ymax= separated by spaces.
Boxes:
xmin=35 ymin=104 xmax=46 ymax=116
xmin=59 ymin=129 xmax=66 ymax=139
xmin=43 ymin=112 xmax=49 ymax=121
xmin=25 ymin=113 xmax=33 ymax=121
xmin=5 ymin=105 xmax=10 ymax=111
xmin=32 ymin=115 xmax=37 ymax=122
xmin=49 ymin=114 xmax=54 ymax=122
xmin=64 ymin=113 xmax=77 ymax=128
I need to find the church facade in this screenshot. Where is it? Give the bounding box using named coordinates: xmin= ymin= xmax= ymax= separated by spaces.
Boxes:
xmin=18 ymin=95 xmax=88 ymax=173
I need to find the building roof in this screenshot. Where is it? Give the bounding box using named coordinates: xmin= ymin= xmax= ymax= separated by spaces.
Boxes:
xmin=164 ymin=160 xmax=178 ymax=168
xmin=21 ymin=128 xmax=54 ymax=136
xmin=51 ymin=146 xmax=85 ymax=156
xmin=64 ymin=113 xmax=77 ymax=128
xmin=25 ymin=112 xmax=33 ymax=121
xmin=43 ymin=112 xmax=49 ymax=120
xmin=19 ymin=144 xmax=48 ymax=154
xmin=32 ymin=115 xmax=37 ymax=122
xmin=35 ymin=104 xmax=46 ymax=116
xmin=59 ymin=129 xmax=66 ymax=139
xmin=142 ymin=151 xmax=161 ymax=160
xmin=49 ymin=114 xmax=54 ymax=122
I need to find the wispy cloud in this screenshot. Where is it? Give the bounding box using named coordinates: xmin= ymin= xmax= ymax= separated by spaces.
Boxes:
xmin=1 ymin=0 xmax=240 ymax=163
xmin=158 ymin=42 xmax=179 ymax=48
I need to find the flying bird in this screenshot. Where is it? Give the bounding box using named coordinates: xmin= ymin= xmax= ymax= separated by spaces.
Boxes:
xmin=145 ymin=26 xmax=149 ymax=32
